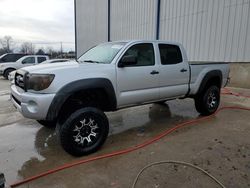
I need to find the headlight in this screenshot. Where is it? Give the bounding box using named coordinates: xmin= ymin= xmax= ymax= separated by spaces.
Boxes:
xmin=26 ymin=74 xmax=55 ymax=91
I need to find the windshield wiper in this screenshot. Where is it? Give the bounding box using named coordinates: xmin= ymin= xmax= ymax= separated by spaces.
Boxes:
xmin=83 ymin=60 xmax=100 ymax=63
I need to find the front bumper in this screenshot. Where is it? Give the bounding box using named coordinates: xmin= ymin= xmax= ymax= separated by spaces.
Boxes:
xmin=8 ymin=73 xmax=14 ymax=81
xmin=10 ymin=85 xmax=55 ymax=120
xmin=0 ymin=70 xmax=3 ymax=76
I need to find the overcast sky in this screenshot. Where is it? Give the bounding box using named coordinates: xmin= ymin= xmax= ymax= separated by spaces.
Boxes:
xmin=0 ymin=0 xmax=75 ymax=52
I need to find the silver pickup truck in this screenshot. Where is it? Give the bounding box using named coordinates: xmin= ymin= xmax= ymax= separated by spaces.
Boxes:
xmin=10 ymin=40 xmax=230 ymax=156
xmin=0 ymin=55 xmax=49 ymax=79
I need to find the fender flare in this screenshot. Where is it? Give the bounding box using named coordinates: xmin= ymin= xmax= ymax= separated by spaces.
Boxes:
xmin=46 ymin=78 xmax=117 ymax=121
xmin=196 ymin=70 xmax=222 ymax=96
xmin=3 ymin=67 xmax=16 ymax=75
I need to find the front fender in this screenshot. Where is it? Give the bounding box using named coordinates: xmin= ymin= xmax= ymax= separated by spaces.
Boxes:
xmin=46 ymin=78 xmax=117 ymax=121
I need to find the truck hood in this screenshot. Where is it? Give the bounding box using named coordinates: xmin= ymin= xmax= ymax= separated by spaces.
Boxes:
xmin=20 ymin=61 xmax=111 ymax=74
xmin=0 ymin=62 xmax=16 ymax=66
xmin=19 ymin=60 xmax=115 ymax=93
xmin=20 ymin=61 xmax=79 ymax=73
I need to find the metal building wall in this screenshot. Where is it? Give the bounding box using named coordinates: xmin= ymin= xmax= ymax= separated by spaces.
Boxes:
xmin=110 ymin=0 xmax=157 ymax=41
xmin=75 ymin=0 xmax=108 ymax=58
xmin=75 ymin=0 xmax=250 ymax=62
xmin=159 ymin=0 xmax=250 ymax=62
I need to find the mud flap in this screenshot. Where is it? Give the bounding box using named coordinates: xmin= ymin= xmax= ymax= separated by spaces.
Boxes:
xmin=0 ymin=173 xmax=5 ymax=188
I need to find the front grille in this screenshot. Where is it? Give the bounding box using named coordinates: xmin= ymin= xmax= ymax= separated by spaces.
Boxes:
xmin=15 ymin=71 xmax=25 ymax=90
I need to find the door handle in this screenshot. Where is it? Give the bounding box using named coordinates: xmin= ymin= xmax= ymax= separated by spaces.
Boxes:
xmin=180 ymin=68 xmax=187 ymax=72
xmin=150 ymin=70 xmax=159 ymax=75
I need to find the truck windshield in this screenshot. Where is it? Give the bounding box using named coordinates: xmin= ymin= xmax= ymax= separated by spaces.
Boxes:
xmin=0 ymin=54 xmax=5 ymax=59
xmin=78 ymin=42 xmax=126 ymax=64
xmin=0 ymin=54 xmax=6 ymax=62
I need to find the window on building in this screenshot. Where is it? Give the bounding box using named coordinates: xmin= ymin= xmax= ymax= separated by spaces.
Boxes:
xmin=158 ymin=44 xmax=183 ymax=65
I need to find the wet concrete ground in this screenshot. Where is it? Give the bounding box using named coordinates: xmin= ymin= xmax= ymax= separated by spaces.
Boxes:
xmin=0 ymin=77 xmax=250 ymax=188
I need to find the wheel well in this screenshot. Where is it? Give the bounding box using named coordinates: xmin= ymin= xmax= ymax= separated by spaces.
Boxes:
xmin=4 ymin=68 xmax=15 ymax=75
xmin=204 ymin=76 xmax=221 ymax=89
xmin=57 ymin=88 xmax=111 ymax=125
xmin=195 ymin=75 xmax=222 ymax=97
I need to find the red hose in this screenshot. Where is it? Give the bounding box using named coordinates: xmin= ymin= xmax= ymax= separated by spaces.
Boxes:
xmin=221 ymin=88 xmax=250 ymax=98
xmin=10 ymin=89 xmax=250 ymax=187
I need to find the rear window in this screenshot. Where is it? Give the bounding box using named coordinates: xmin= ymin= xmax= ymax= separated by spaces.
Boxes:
xmin=158 ymin=44 xmax=183 ymax=65
xmin=38 ymin=57 xmax=47 ymax=63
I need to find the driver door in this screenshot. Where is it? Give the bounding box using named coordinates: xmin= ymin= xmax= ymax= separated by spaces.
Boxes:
xmin=116 ymin=43 xmax=160 ymax=108
xmin=20 ymin=57 xmax=36 ymax=68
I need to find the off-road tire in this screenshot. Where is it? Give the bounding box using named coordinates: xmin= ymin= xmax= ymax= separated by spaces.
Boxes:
xmin=59 ymin=107 xmax=109 ymax=156
xmin=195 ymin=85 xmax=220 ymax=116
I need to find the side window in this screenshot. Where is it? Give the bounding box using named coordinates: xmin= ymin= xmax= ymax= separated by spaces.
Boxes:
xmin=13 ymin=55 xmax=25 ymax=62
xmin=38 ymin=57 xmax=47 ymax=63
xmin=2 ymin=54 xmax=23 ymax=62
xmin=159 ymin=44 xmax=183 ymax=65
xmin=22 ymin=57 xmax=35 ymax=64
xmin=2 ymin=54 xmax=11 ymax=62
xmin=122 ymin=43 xmax=155 ymax=66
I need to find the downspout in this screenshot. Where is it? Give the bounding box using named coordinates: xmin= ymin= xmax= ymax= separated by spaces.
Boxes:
xmin=74 ymin=0 xmax=77 ymax=59
xmin=156 ymin=0 xmax=161 ymax=40
xmin=108 ymin=0 xmax=111 ymax=42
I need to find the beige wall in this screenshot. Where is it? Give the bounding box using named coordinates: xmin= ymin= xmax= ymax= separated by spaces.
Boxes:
xmin=229 ymin=63 xmax=250 ymax=89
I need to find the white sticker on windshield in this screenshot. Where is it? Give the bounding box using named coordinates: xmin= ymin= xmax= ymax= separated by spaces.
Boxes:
xmin=111 ymin=45 xmax=123 ymax=49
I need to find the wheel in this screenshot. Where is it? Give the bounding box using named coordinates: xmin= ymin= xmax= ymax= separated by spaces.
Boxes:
xmin=3 ymin=68 xmax=15 ymax=79
xmin=37 ymin=120 xmax=57 ymax=128
xmin=194 ymin=85 xmax=220 ymax=116
xmin=59 ymin=107 xmax=109 ymax=156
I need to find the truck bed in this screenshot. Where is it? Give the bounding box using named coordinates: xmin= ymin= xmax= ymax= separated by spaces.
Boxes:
xmin=188 ymin=61 xmax=230 ymax=95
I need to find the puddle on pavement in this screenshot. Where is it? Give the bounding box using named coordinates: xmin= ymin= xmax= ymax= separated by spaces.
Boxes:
xmin=108 ymin=99 xmax=198 ymax=135
xmin=0 ymin=99 xmax=199 ymax=185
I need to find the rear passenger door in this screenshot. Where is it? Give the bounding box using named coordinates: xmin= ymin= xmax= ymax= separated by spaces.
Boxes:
xmin=158 ymin=44 xmax=189 ymax=99
xmin=116 ymin=43 xmax=159 ymax=107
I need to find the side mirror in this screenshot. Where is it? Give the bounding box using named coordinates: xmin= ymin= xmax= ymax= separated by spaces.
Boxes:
xmin=118 ymin=55 xmax=137 ymax=67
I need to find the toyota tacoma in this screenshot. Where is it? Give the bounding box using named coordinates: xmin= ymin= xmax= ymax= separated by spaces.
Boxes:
xmin=10 ymin=40 xmax=230 ymax=156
